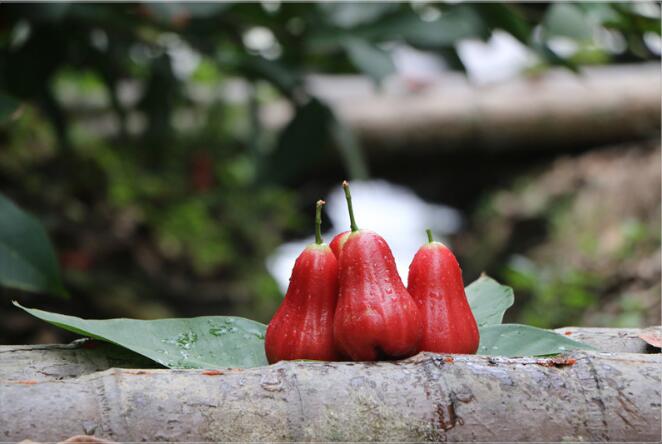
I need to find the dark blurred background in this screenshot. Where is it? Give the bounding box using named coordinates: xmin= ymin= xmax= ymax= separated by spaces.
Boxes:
xmin=1 ymin=2 xmax=660 ymax=345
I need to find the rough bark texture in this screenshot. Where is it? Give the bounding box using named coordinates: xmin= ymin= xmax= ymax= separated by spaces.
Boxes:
xmin=2 ymin=327 xmax=661 ymax=442
xmin=0 ymin=341 xmax=160 ymax=382
xmin=2 ymin=351 xmax=660 ymax=442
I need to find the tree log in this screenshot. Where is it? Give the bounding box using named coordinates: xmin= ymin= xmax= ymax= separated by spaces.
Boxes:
xmin=323 ymin=63 xmax=662 ymax=154
xmin=0 ymin=342 xmax=160 ymax=382
xmin=1 ymin=328 xmax=660 ymax=442
xmin=554 ymin=326 xmax=661 ymax=354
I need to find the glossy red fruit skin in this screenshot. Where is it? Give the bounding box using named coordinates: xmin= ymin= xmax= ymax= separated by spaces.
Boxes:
xmin=407 ymin=242 xmax=479 ymax=354
xmin=334 ymin=230 xmax=422 ymax=361
xmin=329 ymin=230 xmax=350 ymax=257
xmin=265 ymin=244 xmax=340 ymax=363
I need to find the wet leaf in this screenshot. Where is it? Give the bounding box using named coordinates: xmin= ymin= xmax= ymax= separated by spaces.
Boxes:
xmin=14 ymin=302 xmax=268 ymax=369
xmin=478 ymin=324 xmax=595 ymax=357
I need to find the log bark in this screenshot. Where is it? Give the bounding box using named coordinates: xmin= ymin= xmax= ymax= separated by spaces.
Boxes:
xmin=1 ymin=351 xmax=660 ymax=442
xmin=1 ymin=327 xmax=661 ymax=442
xmin=0 ymin=341 xmax=160 ymax=382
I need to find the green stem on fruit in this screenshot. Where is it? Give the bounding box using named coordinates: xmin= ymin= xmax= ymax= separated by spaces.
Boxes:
xmin=426 ymin=229 xmax=434 ymax=243
xmin=342 ymin=180 xmax=359 ymax=232
xmin=315 ymin=200 xmax=325 ymax=245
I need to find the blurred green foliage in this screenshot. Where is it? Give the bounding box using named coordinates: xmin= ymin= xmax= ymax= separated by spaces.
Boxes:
xmin=503 ymin=256 xmax=601 ymax=327
xmin=0 ymin=3 xmax=659 ymax=341
xmin=1 ymin=3 xmax=659 ymax=148
xmin=463 ymin=145 xmax=661 ymax=329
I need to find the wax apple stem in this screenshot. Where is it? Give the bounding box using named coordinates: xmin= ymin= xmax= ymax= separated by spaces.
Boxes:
xmin=342 ymin=180 xmax=359 ymax=232
xmin=315 ymin=200 xmax=325 ymax=245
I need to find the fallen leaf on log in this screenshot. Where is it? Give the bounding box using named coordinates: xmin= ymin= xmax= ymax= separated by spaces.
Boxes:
xmin=638 ymin=326 xmax=662 ymax=348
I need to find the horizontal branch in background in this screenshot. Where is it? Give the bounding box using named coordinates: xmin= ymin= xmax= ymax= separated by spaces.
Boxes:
xmin=68 ymin=64 xmax=660 ymax=155
xmin=264 ymin=63 xmax=661 ymax=154
xmin=1 ymin=327 xmax=660 ymax=442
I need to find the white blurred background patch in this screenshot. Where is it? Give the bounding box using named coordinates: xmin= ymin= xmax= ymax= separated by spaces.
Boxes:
xmin=267 ymin=180 xmax=462 ymax=294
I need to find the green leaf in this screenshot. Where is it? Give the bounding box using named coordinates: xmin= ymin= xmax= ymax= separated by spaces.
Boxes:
xmin=478 ymin=324 xmax=595 ymax=357
xmin=260 ymin=98 xmax=333 ymax=185
xmin=320 ymin=3 xmax=399 ymax=29
xmin=466 ymin=275 xmax=514 ymax=327
xmin=544 ymin=4 xmax=592 ymax=41
xmin=418 ymin=7 xmax=489 ymax=46
xmin=475 ymin=4 xmax=531 ymax=43
xmin=342 ymin=37 xmax=395 ymax=84
xmin=361 ymin=6 xmax=487 ymax=49
xmin=14 ymin=302 xmax=268 ymax=369
xmin=0 ymin=194 xmax=67 ymax=297
xmin=237 ymin=55 xmax=303 ymax=100
xmin=329 ymin=114 xmax=369 ymax=180
xmin=308 ymin=7 xmax=484 ymax=52
xmin=0 ymin=93 xmax=22 ymax=125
